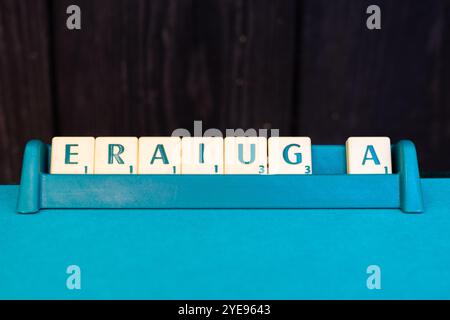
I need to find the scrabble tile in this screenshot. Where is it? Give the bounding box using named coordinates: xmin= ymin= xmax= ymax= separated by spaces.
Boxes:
xmin=268 ymin=137 xmax=312 ymax=174
xmin=94 ymin=137 xmax=138 ymax=174
xmin=50 ymin=137 xmax=95 ymax=174
xmin=181 ymin=137 xmax=224 ymax=174
xmin=138 ymin=137 xmax=181 ymax=174
xmin=346 ymin=137 xmax=392 ymax=174
xmin=224 ymin=137 xmax=267 ymax=174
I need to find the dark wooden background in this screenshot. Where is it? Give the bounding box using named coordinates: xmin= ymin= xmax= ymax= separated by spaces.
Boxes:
xmin=1 ymin=0 xmax=449 ymax=183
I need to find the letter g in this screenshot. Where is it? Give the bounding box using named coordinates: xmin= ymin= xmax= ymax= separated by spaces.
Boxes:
xmin=283 ymin=144 xmax=302 ymax=164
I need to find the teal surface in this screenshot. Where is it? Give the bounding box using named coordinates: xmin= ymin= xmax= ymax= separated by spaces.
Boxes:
xmin=0 ymin=179 xmax=449 ymax=299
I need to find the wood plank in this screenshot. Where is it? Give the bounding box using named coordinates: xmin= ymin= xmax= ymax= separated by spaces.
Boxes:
xmin=426 ymin=1 xmax=450 ymax=174
xmin=51 ymin=0 xmax=296 ymax=137
xmin=297 ymin=0 xmax=449 ymax=172
xmin=224 ymin=0 xmax=297 ymax=133
xmin=0 ymin=0 xmax=54 ymax=183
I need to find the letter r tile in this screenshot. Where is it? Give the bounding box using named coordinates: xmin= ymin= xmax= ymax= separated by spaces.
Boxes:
xmin=94 ymin=137 xmax=138 ymax=174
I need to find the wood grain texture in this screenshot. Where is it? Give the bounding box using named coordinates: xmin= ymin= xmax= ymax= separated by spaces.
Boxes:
xmin=51 ymin=0 xmax=296 ymax=136
xmin=297 ymin=0 xmax=450 ymax=172
xmin=427 ymin=0 xmax=450 ymax=174
xmin=0 ymin=0 xmax=54 ymax=183
xmin=1 ymin=0 xmax=450 ymax=183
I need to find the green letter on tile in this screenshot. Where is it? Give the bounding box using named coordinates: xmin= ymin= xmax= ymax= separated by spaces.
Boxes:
xmin=283 ymin=144 xmax=302 ymax=165
xmin=238 ymin=144 xmax=256 ymax=164
xmin=108 ymin=144 xmax=125 ymax=164
xmin=362 ymin=145 xmax=380 ymax=165
xmin=151 ymin=144 xmax=169 ymax=164
xmin=65 ymin=144 xmax=79 ymax=164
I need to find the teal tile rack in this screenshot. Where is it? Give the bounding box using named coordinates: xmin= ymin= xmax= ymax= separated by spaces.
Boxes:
xmin=16 ymin=139 xmax=423 ymax=213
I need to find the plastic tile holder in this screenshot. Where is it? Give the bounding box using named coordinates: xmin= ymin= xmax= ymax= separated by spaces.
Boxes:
xmin=16 ymin=140 xmax=424 ymax=214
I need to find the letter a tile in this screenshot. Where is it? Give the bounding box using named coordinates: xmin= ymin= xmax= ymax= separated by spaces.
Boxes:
xmin=346 ymin=137 xmax=392 ymax=174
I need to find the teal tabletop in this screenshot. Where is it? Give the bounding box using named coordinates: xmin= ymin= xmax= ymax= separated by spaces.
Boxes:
xmin=1 ymin=178 xmax=449 ymax=299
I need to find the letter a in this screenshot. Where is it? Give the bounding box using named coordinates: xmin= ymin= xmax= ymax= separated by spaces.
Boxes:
xmin=366 ymin=5 xmax=381 ymax=30
xmin=151 ymin=144 xmax=169 ymax=164
xmin=66 ymin=265 xmax=81 ymax=290
xmin=66 ymin=5 xmax=81 ymax=30
xmin=362 ymin=145 xmax=381 ymax=165
xmin=366 ymin=265 xmax=381 ymax=289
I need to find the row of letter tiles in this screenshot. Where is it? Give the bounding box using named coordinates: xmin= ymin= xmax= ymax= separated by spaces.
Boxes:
xmin=50 ymin=136 xmax=392 ymax=175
